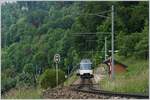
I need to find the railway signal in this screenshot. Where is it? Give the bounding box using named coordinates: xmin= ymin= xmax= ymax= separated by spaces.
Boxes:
xmin=54 ymin=54 xmax=61 ymax=86
xmin=54 ymin=54 xmax=60 ymax=63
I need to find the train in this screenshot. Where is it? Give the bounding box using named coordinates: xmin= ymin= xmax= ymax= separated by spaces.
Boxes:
xmin=76 ymin=59 xmax=94 ymax=79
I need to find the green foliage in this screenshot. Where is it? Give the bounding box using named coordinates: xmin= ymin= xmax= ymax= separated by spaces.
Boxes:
xmin=39 ymin=69 xmax=65 ymax=89
xmin=134 ymin=21 xmax=148 ymax=59
xmin=2 ymin=87 xmax=42 ymax=99
xmin=21 ymin=63 xmax=37 ymax=86
xmin=16 ymin=73 xmax=35 ymax=87
xmin=1 ymin=1 xmax=148 ymax=94
xmin=64 ymin=72 xmax=78 ymax=86
xmin=23 ymin=63 xmax=35 ymax=74
xmin=33 ymin=51 xmax=48 ymax=73
xmin=1 ymin=77 xmax=17 ymax=94
xmin=100 ymin=57 xmax=148 ymax=94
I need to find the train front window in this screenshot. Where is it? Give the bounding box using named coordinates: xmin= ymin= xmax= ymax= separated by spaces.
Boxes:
xmin=80 ymin=63 xmax=91 ymax=70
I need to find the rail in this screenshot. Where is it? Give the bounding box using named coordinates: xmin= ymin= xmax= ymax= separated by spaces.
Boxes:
xmin=70 ymin=84 xmax=149 ymax=99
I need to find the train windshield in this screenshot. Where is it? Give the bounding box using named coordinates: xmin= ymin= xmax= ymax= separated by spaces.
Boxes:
xmin=80 ymin=63 xmax=91 ymax=70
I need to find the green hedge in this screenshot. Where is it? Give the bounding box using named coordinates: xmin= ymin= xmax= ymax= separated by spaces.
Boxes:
xmin=39 ymin=68 xmax=65 ymax=89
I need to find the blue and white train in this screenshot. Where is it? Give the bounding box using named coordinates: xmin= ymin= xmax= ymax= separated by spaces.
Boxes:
xmin=77 ymin=59 xmax=94 ymax=78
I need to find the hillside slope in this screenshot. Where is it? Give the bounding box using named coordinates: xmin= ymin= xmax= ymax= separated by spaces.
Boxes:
xmin=100 ymin=57 xmax=148 ymax=94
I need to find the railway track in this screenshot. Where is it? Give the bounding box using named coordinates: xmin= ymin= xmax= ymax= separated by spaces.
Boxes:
xmin=70 ymin=79 xmax=149 ymax=99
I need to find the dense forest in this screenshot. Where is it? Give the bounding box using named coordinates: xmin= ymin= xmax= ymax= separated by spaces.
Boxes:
xmin=1 ymin=1 xmax=148 ymax=94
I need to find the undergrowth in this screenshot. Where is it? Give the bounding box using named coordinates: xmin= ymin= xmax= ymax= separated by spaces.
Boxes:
xmin=100 ymin=56 xmax=149 ymax=94
xmin=2 ymin=86 xmax=42 ymax=99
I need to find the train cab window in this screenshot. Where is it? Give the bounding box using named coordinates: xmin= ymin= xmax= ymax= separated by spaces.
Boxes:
xmin=80 ymin=63 xmax=92 ymax=70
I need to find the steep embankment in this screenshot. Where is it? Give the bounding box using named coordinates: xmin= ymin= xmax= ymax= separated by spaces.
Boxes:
xmin=100 ymin=57 xmax=149 ymax=94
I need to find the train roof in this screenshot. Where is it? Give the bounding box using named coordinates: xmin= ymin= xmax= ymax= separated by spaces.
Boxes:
xmin=80 ymin=59 xmax=92 ymax=64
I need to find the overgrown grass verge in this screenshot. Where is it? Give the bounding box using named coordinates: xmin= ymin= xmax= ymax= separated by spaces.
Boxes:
xmin=64 ymin=72 xmax=78 ymax=86
xmin=100 ymin=57 xmax=149 ymax=94
xmin=2 ymin=86 xmax=42 ymax=99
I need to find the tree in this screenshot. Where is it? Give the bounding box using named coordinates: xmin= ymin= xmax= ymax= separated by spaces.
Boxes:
xmin=1 ymin=1 xmax=149 ymax=91
xmin=23 ymin=63 xmax=37 ymax=86
xmin=33 ymin=51 xmax=48 ymax=74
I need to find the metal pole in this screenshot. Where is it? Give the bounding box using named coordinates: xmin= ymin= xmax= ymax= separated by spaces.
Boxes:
xmin=111 ymin=5 xmax=115 ymax=79
xmin=105 ymin=37 xmax=107 ymax=60
xmin=68 ymin=65 xmax=69 ymax=78
xmin=56 ymin=63 xmax=58 ymax=86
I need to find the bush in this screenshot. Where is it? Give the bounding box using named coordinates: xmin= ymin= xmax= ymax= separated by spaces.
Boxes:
xmin=15 ymin=72 xmax=35 ymax=87
xmin=1 ymin=77 xmax=17 ymax=94
xmin=23 ymin=63 xmax=35 ymax=74
xmin=39 ymin=68 xmax=65 ymax=89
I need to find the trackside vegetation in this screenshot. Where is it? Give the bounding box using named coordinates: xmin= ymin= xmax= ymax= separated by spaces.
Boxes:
xmin=1 ymin=1 xmax=148 ymax=99
xmin=39 ymin=69 xmax=65 ymax=89
xmin=64 ymin=73 xmax=78 ymax=86
xmin=2 ymin=87 xmax=42 ymax=99
xmin=100 ymin=56 xmax=148 ymax=94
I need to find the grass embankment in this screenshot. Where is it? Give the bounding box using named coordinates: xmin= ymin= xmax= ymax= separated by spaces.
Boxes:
xmin=2 ymin=86 xmax=42 ymax=99
xmin=2 ymin=71 xmax=77 ymax=99
xmin=64 ymin=72 xmax=78 ymax=86
xmin=100 ymin=56 xmax=149 ymax=94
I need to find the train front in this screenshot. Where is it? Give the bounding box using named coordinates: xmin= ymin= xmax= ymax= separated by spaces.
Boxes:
xmin=79 ymin=59 xmax=94 ymax=79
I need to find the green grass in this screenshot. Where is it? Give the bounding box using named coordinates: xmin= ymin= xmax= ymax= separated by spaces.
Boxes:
xmin=64 ymin=72 xmax=78 ymax=86
xmin=2 ymin=87 xmax=42 ymax=99
xmin=2 ymin=72 xmax=78 ymax=99
xmin=100 ymin=57 xmax=149 ymax=94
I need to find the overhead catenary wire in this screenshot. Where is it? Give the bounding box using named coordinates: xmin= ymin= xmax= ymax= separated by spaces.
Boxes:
xmin=72 ymin=32 xmax=111 ymax=35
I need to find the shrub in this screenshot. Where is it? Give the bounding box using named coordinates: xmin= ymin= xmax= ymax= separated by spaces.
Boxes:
xmin=23 ymin=63 xmax=35 ymax=74
xmin=16 ymin=72 xmax=35 ymax=87
xmin=1 ymin=77 xmax=17 ymax=94
xmin=39 ymin=68 xmax=65 ymax=89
